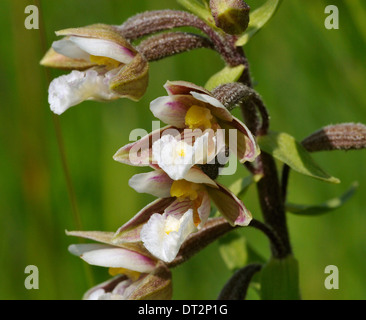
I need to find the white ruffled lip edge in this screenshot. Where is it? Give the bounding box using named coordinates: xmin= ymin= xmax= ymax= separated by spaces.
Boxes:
xmin=48 ymin=69 xmax=119 ymax=115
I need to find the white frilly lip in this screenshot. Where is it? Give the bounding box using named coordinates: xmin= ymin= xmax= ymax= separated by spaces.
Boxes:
xmin=152 ymin=132 xmax=217 ymax=180
xmin=140 ymin=209 xmax=197 ymax=263
xmin=48 ymin=69 xmax=120 ymax=115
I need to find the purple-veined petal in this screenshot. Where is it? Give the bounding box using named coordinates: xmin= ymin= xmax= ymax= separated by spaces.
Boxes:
xmin=220 ymin=117 xmax=260 ymax=163
xmin=206 ymin=182 xmax=252 ymax=226
xmin=164 ymin=198 xmax=193 ymax=218
xmin=164 ymin=80 xmax=211 ymax=96
xmin=150 ymin=95 xmax=208 ymax=128
xmin=128 ymin=170 xmax=173 ymax=198
xmin=68 ymin=244 xmax=157 ymax=273
xmin=196 ymin=190 xmax=211 ymax=229
xmin=190 ymin=91 xmax=233 ymax=122
xmin=113 ymin=197 xmax=175 ymax=241
xmin=113 ymin=125 xmax=175 ymax=167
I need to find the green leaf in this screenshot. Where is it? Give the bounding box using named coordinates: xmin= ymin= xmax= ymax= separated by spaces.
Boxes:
xmin=229 ymin=173 xmax=263 ymax=198
xmin=286 ymin=182 xmax=358 ymax=216
xmin=260 ymin=255 xmax=301 ymax=300
xmin=219 ymin=231 xmax=266 ymax=272
xmin=219 ymin=232 xmax=248 ymax=272
xmin=258 ymin=131 xmax=340 ymax=184
xmin=205 ymin=64 xmax=245 ymax=91
xmin=177 ymin=0 xmax=216 ymax=28
xmin=236 ymin=0 xmax=283 ymax=46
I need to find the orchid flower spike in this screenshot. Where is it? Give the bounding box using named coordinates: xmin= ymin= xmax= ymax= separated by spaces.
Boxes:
xmin=113 ymin=80 xmax=259 ymax=167
xmin=41 ymin=24 xmax=149 ymax=115
xmin=66 ymin=230 xmax=172 ymax=300
xmin=113 ymin=167 xmax=252 ymax=263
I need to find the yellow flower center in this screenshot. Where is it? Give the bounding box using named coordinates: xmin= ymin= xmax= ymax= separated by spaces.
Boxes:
xmin=185 ymin=105 xmax=214 ymax=130
xmin=90 ymin=55 xmax=121 ymax=69
xmin=170 ymin=180 xmax=205 ymax=227
xmin=170 ymin=180 xmax=199 ymax=201
xmin=175 ymin=141 xmax=188 ymax=158
xmin=164 ymin=216 xmax=181 ymax=235
xmin=108 ymin=267 xmax=141 ymax=281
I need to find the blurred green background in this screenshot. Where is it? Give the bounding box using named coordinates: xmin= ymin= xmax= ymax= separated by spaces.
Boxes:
xmin=1 ymin=0 xmax=365 ymax=299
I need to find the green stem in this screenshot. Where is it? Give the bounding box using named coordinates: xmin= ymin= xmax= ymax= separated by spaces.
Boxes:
xmin=36 ymin=0 xmax=83 ymax=231
xmin=36 ymin=0 xmax=93 ymax=288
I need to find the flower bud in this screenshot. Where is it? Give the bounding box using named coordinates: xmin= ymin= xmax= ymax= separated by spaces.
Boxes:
xmin=209 ymin=0 xmax=250 ymax=35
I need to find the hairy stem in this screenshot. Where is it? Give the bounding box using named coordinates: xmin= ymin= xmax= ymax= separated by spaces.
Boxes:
xmin=217 ymin=263 xmax=262 ymax=300
xmin=249 ymin=219 xmax=286 ymax=257
xmin=256 ymin=153 xmax=292 ymax=257
xmin=137 ymin=32 xmax=213 ymax=61
xmin=168 ymin=217 xmax=236 ymax=268
xmin=118 ymin=10 xmax=246 ymax=67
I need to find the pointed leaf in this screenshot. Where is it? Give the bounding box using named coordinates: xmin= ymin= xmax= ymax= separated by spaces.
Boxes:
xmin=219 ymin=232 xmax=248 ymax=272
xmin=177 ymin=0 xmax=217 ymax=29
xmin=236 ymin=0 xmax=283 ymax=46
xmin=219 ymin=231 xmax=266 ymax=272
xmin=258 ymin=131 xmax=340 ymax=184
xmin=286 ymin=182 xmax=358 ymax=216
xmin=205 ymin=65 xmax=245 ymax=91
xmin=228 ymin=174 xmax=262 ymax=199
xmin=260 ymin=255 xmax=300 ymax=300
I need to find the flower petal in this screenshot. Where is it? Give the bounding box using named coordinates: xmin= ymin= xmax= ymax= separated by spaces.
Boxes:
xmin=152 ymin=135 xmax=195 ymax=180
xmin=113 ymin=197 xmax=175 ymax=241
xmin=69 ymin=36 xmax=134 ymax=64
xmin=108 ymin=53 xmax=149 ymax=101
xmin=128 ymin=263 xmax=173 ymax=300
xmin=196 ymin=190 xmax=211 ymax=229
xmin=113 ymin=125 xmax=175 ymax=167
xmin=68 ymin=244 xmax=157 ymax=272
xmin=140 ymin=209 xmax=197 ymax=262
xmin=66 ymin=230 xmax=151 ymax=256
xmin=83 ymin=275 xmax=128 ymax=300
xmin=41 ymin=47 xmax=95 ymax=70
xmin=128 ymin=170 xmax=173 ymax=198
xmin=150 ymin=95 xmax=207 ymax=128
xmin=52 ymin=38 xmax=91 ymax=60
xmin=164 ymin=198 xmax=193 ymax=217
xmin=48 ymin=69 xmax=119 ymax=115
xmin=56 ymin=24 xmax=136 ymax=60
xmin=164 ymin=80 xmax=211 ymax=96
xmin=220 ymin=117 xmax=260 ymax=163
xmin=184 ymin=167 xmax=218 ymax=188
xmin=190 ymin=91 xmax=233 ymax=122
xmin=206 ymin=182 xmax=252 ymax=226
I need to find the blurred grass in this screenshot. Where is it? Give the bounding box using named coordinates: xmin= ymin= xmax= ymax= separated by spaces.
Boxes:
xmin=0 ymin=0 xmax=365 ymax=299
